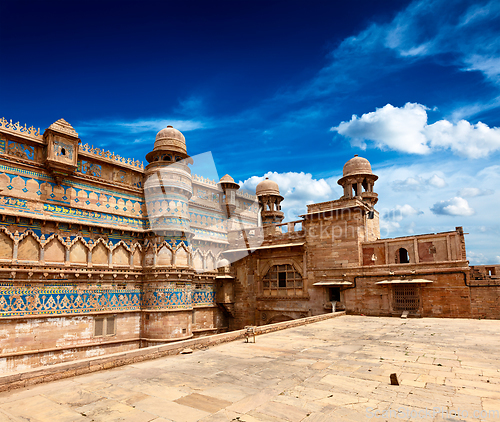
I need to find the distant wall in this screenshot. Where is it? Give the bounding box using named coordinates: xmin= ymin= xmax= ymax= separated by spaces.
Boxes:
xmin=469 ymin=265 xmax=500 ymax=319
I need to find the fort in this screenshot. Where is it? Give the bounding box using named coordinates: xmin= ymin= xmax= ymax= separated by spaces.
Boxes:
xmin=0 ymin=116 xmax=499 ymax=375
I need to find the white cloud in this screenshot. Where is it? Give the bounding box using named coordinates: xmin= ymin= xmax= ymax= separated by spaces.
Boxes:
xmin=478 ymin=165 xmax=500 ymax=178
xmin=380 ymin=204 xmax=421 ymax=237
xmin=449 ymin=97 xmax=500 ymax=122
xmin=333 ymin=102 xmax=500 ymax=158
xmin=458 ymin=187 xmax=494 ymax=197
xmin=392 ymin=177 xmax=422 ymax=191
xmin=383 ymin=204 xmax=422 ymax=222
xmin=464 ymin=55 xmax=500 ymax=85
xmin=240 ymin=172 xmax=338 ymax=220
xmin=380 ymin=220 xmax=403 ymax=234
xmin=383 ymin=0 xmax=500 ymax=86
xmin=285 ymin=0 xmax=500 ymax=107
xmin=467 ymin=251 xmax=488 ymax=265
xmin=426 ymin=119 xmax=500 ymax=158
xmin=333 ymin=103 xmax=429 ymax=154
xmin=392 ymin=174 xmax=446 ymax=191
xmin=77 ymin=118 xmax=208 ymax=136
xmin=431 ymin=197 xmax=475 ymax=216
xmin=428 ymin=175 xmax=446 ymax=188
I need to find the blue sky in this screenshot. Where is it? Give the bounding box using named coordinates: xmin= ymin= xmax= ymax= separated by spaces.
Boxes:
xmin=1 ymin=0 xmax=500 ymax=264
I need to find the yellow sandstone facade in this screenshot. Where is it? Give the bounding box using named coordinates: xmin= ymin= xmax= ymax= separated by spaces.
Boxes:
xmin=0 ymin=117 xmax=258 ymax=372
xmin=0 ymin=116 xmax=499 ymax=373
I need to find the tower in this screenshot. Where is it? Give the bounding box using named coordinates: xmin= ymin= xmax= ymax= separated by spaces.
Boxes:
xmin=144 ymin=126 xmax=194 ymax=241
xmin=256 ymin=177 xmax=284 ymax=225
xmin=337 ymin=154 xmax=378 ymax=207
xmin=142 ymin=126 xmax=195 ymax=342
xmin=219 ymin=174 xmax=240 ymax=219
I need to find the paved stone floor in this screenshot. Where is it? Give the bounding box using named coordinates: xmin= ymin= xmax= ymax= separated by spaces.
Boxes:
xmin=1 ymin=316 xmax=500 ymax=422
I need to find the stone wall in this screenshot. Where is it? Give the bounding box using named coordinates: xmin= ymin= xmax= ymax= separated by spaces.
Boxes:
xmin=470 ymin=286 xmax=500 ymax=319
xmin=469 ymin=265 xmax=500 ymax=319
xmin=0 ymin=312 xmax=141 ymax=373
xmin=342 ymin=269 xmax=471 ymax=317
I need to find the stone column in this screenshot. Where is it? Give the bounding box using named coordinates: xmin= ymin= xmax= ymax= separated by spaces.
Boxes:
xmin=13 ymin=231 xmax=19 ymax=261
xmin=356 ymin=181 xmax=362 ymax=197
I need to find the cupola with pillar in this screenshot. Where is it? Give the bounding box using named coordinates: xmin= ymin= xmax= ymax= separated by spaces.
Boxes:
xmin=219 ymin=174 xmax=240 ymax=219
xmin=256 ymin=177 xmax=284 ymax=225
xmin=337 ymin=154 xmax=378 ymax=206
xmin=144 ymin=125 xmax=194 ymax=241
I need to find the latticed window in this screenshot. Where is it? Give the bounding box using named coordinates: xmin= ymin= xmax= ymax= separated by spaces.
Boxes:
xmin=393 ymin=285 xmax=419 ymax=312
xmin=262 ymin=264 xmax=303 ymax=296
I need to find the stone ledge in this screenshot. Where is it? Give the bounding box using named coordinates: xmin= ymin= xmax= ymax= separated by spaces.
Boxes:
xmin=0 ymin=311 xmax=345 ymax=392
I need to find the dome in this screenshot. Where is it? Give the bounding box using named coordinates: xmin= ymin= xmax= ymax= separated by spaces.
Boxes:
xmin=219 ymin=173 xmax=240 ymax=191
xmin=153 ymin=125 xmax=187 ymax=155
xmin=342 ymin=155 xmax=373 ymax=177
xmin=256 ymin=177 xmax=281 ymax=197
xmin=217 ymin=258 xmax=230 ymax=268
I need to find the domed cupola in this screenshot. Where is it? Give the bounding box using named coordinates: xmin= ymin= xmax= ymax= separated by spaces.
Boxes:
xmin=146 ymin=125 xmax=189 ymax=163
xmin=338 ymin=155 xmax=378 ymax=206
xmin=256 ymin=177 xmax=284 ymax=225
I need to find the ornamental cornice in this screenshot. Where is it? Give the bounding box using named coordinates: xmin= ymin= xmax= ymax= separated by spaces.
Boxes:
xmin=256 ymin=295 xmax=311 ymax=301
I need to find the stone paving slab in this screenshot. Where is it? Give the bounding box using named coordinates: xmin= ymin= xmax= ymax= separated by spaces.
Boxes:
xmin=1 ymin=316 xmax=500 ymax=421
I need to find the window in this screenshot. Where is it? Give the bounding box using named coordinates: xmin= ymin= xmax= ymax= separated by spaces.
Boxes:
xmin=397 ymin=248 xmax=410 ymax=264
xmin=278 ymin=272 xmax=286 ymax=288
xmin=94 ymin=316 xmax=116 ymax=337
xmin=393 ymin=285 xmax=419 ymax=312
xmin=262 ymin=264 xmax=302 ymax=296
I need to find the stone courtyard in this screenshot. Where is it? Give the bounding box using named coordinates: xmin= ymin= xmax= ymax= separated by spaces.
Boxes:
xmin=0 ymin=315 xmax=499 ymax=422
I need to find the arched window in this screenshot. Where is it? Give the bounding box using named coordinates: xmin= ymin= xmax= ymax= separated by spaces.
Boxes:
xmin=262 ymin=264 xmax=302 ymax=296
xmin=397 ymin=248 xmax=410 ymax=264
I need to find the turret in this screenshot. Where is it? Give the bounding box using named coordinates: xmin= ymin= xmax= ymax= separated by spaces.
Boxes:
xmin=219 ymin=174 xmax=240 ymax=219
xmin=256 ymin=177 xmax=284 ymax=225
xmin=337 ymin=154 xmax=378 ymax=206
xmin=144 ymin=126 xmax=194 ymax=240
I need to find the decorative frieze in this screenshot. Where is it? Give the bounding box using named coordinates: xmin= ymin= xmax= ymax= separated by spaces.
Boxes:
xmin=0 ymin=117 xmax=41 ymax=138
xmin=79 ymin=143 xmax=144 ymax=169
